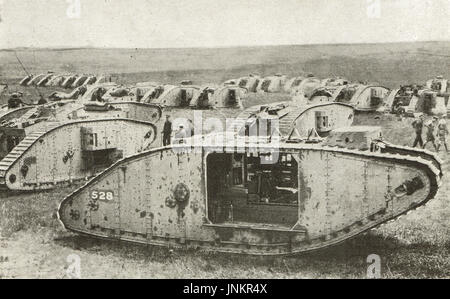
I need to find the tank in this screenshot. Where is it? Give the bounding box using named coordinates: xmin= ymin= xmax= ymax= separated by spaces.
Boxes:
xmin=349 ymin=85 xmax=390 ymax=112
xmin=426 ymin=76 xmax=448 ymax=94
xmin=237 ymin=75 xmax=260 ymax=93
xmin=189 ymin=86 xmax=216 ymax=109
xmin=291 ymin=77 xmax=322 ymax=103
xmin=71 ymin=75 xmax=89 ymax=88
xmin=57 ymin=117 xmax=442 ymax=255
xmin=27 ymin=74 xmax=46 ymax=86
xmin=46 ymin=74 xmax=68 ymax=87
xmin=19 ymin=75 xmax=33 ymax=86
xmin=147 ymin=85 xmax=201 ymax=107
xmin=61 ymin=75 xmax=78 ymax=89
xmin=211 ymin=85 xmax=247 ymax=109
xmin=284 ymin=76 xmax=305 ymax=93
xmin=257 ymin=75 xmax=287 ymax=93
xmin=302 ymin=84 xmax=390 ymax=112
xmin=231 ymin=102 xmax=355 ymax=138
xmin=0 ymin=105 xmax=35 ymax=125
xmin=0 ymin=101 xmax=162 ymax=191
xmin=391 ymin=89 xmax=448 ymax=117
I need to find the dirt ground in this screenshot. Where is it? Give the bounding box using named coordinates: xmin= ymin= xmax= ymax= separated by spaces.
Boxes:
xmin=0 ymin=43 xmax=449 ymax=278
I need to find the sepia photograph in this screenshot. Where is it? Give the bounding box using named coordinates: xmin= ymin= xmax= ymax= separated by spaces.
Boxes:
xmin=0 ymin=0 xmax=449 ymax=282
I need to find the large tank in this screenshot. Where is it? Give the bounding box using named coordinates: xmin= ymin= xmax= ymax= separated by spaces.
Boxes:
xmin=389 ymin=89 xmax=449 ymax=117
xmin=231 ymin=102 xmax=355 ymax=138
xmin=0 ymin=101 xmax=162 ymax=191
xmin=237 ymin=75 xmax=260 ymax=93
xmin=211 ymin=85 xmax=247 ymax=109
xmin=302 ymin=84 xmax=390 ymax=112
xmin=58 ymin=118 xmax=442 ymax=255
xmin=256 ymin=75 xmax=287 ymax=93
xmin=349 ymin=85 xmax=390 ymax=112
xmin=426 ymin=76 xmax=449 ymax=94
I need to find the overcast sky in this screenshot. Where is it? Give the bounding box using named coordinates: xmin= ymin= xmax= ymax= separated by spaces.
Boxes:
xmin=0 ymin=0 xmax=449 ymax=48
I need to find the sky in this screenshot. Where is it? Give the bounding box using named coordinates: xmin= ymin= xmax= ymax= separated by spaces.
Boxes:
xmin=0 ymin=0 xmax=449 ymax=49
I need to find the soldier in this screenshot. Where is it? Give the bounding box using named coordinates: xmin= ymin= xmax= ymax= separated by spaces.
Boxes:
xmin=412 ymin=114 xmax=424 ymax=148
xmin=188 ymin=119 xmax=195 ymax=137
xmin=163 ymin=115 xmax=172 ymax=146
xmin=423 ymin=117 xmax=438 ymax=151
xmin=437 ymin=118 xmax=449 ymax=152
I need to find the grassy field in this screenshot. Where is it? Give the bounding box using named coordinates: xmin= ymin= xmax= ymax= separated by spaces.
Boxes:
xmin=0 ymin=42 xmax=450 ymax=278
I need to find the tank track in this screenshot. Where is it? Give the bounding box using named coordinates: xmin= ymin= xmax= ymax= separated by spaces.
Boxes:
xmin=58 ymin=141 xmax=442 ymax=255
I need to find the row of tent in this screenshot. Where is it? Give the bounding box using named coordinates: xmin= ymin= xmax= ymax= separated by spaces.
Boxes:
xmin=19 ymin=73 xmax=108 ymax=89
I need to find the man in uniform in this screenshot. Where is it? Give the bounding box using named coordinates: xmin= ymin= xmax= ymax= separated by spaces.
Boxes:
xmin=412 ymin=114 xmax=424 ymax=148
xmin=163 ymin=115 xmax=173 ymax=146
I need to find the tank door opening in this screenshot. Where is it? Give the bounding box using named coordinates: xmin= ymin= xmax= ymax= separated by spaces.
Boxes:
xmin=206 ymin=152 xmax=299 ymax=229
xmin=422 ymin=93 xmax=434 ymax=114
xmin=228 ymin=89 xmax=237 ymax=106
xmin=370 ymin=88 xmax=383 ymax=107
xmin=80 ymin=127 xmax=123 ymax=171
xmin=315 ymin=111 xmax=332 ymax=136
xmin=261 ymin=80 xmax=271 ymax=92
xmin=180 ymin=89 xmax=187 ymax=106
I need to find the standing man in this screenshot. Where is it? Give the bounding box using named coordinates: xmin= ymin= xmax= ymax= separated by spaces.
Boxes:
xmin=188 ymin=119 xmax=195 ymax=137
xmin=163 ymin=115 xmax=172 ymax=146
xmin=423 ymin=117 xmax=438 ymax=151
xmin=412 ymin=114 xmax=424 ymax=148
xmin=437 ymin=118 xmax=449 ymax=152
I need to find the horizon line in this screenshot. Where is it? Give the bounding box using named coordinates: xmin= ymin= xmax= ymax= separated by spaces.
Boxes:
xmin=1 ymin=40 xmax=449 ymax=51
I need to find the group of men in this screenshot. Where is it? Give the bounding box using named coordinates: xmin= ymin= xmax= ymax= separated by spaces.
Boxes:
xmin=412 ymin=114 xmax=449 ymax=152
xmin=162 ymin=115 xmax=195 ymax=146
